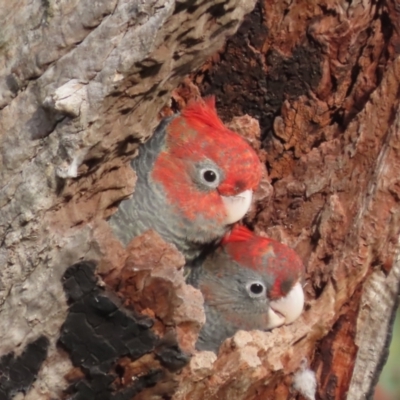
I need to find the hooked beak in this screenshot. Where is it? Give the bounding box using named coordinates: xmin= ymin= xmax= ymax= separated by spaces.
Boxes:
xmin=221 ymin=190 xmax=253 ymax=224
xmin=266 ymin=282 xmax=305 ymax=329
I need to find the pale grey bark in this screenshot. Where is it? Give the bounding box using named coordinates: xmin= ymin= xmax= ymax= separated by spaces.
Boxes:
xmin=0 ymin=0 xmax=256 ymax=397
xmin=349 ymin=237 xmax=400 ymax=399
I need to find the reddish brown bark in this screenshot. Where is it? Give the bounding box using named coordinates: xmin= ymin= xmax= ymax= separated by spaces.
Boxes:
xmin=169 ymin=1 xmax=400 ymax=398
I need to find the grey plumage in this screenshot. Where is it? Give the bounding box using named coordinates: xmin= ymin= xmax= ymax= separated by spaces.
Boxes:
xmin=187 ymin=248 xmax=273 ymax=353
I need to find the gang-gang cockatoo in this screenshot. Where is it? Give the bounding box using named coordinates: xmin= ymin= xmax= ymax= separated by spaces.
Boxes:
xmin=187 ymin=225 xmax=305 ymax=352
xmin=108 ymin=98 xmax=262 ymax=261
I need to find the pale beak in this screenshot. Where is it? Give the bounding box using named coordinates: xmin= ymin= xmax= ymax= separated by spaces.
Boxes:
xmin=221 ymin=190 xmax=253 ymax=224
xmin=266 ymin=282 xmax=305 ymax=329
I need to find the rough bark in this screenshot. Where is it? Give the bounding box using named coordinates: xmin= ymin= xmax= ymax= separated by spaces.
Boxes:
xmin=184 ymin=1 xmax=400 ymax=399
xmin=1 ymin=0 xmax=400 ymax=400
xmin=0 ymin=1 xmax=256 ymax=398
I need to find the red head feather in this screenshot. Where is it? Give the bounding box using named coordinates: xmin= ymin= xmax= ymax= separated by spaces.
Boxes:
xmin=152 ymin=98 xmax=262 ymax=222
xmin=221 ymin=224 xmax=254 ymax=244
xmin=222 ymin=225 xmax=305 ymax=300
xmin=181 ymin=97 xmax=227 ymax=132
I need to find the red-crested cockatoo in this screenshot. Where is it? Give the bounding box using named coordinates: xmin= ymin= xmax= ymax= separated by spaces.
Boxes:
xmin=109 ymin=98 xmax=262 ymax=261
xmin=188 ymin=225 xmax=305 ymax=352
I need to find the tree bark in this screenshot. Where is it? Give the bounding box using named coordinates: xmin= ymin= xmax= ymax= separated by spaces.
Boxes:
xmin=0 ymin=1 xmax=256 ymax=398
xmin=1 ymin=1 xmax=400 ymax=400
xmin=184 ymin=1 xmax=400 ymax=399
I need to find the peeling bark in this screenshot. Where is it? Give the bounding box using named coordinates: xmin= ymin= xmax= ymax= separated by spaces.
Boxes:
xmin=1 ymin=0 xmax=400 ymax=400
xmin=0 ymin=0 xmax=256 ymax=398
xmin=184 ymin=1 xmax=400 ymax=399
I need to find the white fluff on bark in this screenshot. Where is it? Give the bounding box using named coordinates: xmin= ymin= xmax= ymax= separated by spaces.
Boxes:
xmin=292 ymin=358 xmax=317 ymax=400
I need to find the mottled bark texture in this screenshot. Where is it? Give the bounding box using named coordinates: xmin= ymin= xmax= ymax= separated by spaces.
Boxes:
xmin=181 ymin=1 xmax=400 ymax=399
xmin=0 ymin=0 xmax=256 ymax=398
xmin=1 ymin=0 xmax=400 ymax=399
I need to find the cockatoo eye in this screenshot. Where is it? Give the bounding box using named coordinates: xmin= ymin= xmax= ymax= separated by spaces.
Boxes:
xmin=246 ymin=281 xmax=266 ymax=298
xmin=203 ymin=169 xmax=217 ymax=182
xmin=198 ymin=167 xmax=221 ymax=188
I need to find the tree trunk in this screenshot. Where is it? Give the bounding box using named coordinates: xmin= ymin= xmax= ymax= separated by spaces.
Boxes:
xmin=1 ymin=1 xmax=399 ymax=400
